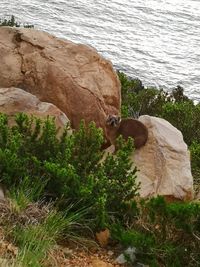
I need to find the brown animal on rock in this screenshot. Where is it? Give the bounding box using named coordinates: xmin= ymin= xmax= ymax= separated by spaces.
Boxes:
xmin=105 ymin=115 xmax=148 ymax=149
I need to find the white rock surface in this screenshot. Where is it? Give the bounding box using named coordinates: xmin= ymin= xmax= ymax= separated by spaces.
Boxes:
xmin=115 ymin=247 xmax=136 ymax=264
xmin=132 ymin=115 xmax=193 ymax=200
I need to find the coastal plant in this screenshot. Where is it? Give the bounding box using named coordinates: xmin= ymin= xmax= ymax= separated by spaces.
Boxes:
xmin=161 ymin=101 xmax=200 ymax=145
xmin=8 ymin=176 xmax=48 ymax=213
xmin=0 ymin=182 xmax=87 ymax=267
xmin=14 ymin=208 xmax=82 ymax=267
xmin=118 ymin=71 xmax=192 ymax=121
xmin=190 ymin=141 xmax=200 ymax=195
xmin=92 ymin=136 xmax=139 ymax=229
xmin=0 ymin=15 xmax=34 ymax=28
xmin=111 ymin=196 xmax=200 ymax=267
xmin=44 ymin=121 xmax=139 ymax=229
xmin=119 ymin=71 xmax=167 ymax=117
xmin=0 ymin=15 xmax=20 ymax=27
xmin=0 ymin=113 xmax=139 ymax=230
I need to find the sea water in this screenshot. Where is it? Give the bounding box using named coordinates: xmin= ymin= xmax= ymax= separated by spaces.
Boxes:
xmin=1 ymin=0 xmax=200 ymax=101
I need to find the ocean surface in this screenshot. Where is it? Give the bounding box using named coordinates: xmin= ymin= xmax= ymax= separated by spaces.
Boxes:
xmin=1 ymin=0 xmax=200 ymax=101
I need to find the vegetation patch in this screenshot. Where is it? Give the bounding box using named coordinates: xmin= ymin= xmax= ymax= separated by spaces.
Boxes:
xmin=0 ymin=17 xmax=199 ymax=266
xmin=119 ymin=71 xmax=200 ymax=195
xmin=0 ymin=15 xmax=34 ymax=28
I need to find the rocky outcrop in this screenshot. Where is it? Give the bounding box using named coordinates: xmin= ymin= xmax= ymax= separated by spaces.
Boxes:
xmin=0 ymin=27 xmax=120 ymax=135
xmin=133 ymin=115 xmax=193 ymax=200
xmin=0 ymin=87 xmax=70 ymax=130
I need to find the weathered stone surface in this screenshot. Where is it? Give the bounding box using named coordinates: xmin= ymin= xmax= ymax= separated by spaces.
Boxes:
xmin=133 ymin=115 xmax=193 ymax=200
xmin=0 ymin=27 xmax=120 ymax=135
xmin=0 ymin=87 xmax=70 ymax=130
xmin=115 ymin=247 xmax=136 ymax=264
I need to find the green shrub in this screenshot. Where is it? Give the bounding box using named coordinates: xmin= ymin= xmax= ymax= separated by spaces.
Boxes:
xmin=119 ymin=71 xmax=200 ymax=146
xmin=0 ymin=113 xmax=139 ymax=230
xmin=0 ymin=15 xmax=34 ymax=28
xmin=190 ymin=141 xmax=200 ymax=195
xmin=111 ymin=196 xmax=200 ymax=267
xmin=119 ymin=71 xmax=192 ymax=118
xmin=161 ymin=102 xmax=200 ymax=145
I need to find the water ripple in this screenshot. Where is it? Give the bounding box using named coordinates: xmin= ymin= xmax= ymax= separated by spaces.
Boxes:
xmin=0 ymin=0 xmax=200 ymax=101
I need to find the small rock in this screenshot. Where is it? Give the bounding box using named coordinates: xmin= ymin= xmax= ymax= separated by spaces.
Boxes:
xmin=115 ymin=247 xmax=136 ymax=264
xmin=61 ymin=247 xmax=73 ymax=257
xmin=107 ymin=250 xmax=114 ymax=256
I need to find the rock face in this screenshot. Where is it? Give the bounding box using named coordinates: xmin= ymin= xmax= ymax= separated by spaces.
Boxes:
xmin=133 ymin=115 xmax=193 ymax=200
xmin=0 ymin=87 xmax=70 ymax=130
xmin=0 ymin=27 xmax=120 ymax=135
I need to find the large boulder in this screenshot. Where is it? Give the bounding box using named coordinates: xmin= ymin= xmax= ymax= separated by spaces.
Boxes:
xmin=0 ymin=27 xmax=120 ymax=135
xmin=0 ymin=87 xmax=70 ymax=130
xmin=133 ymin=115 xmax=193 ymax=201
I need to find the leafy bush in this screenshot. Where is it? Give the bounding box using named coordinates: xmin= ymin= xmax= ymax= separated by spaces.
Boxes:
xmin=112 ymin=196 xmax=200 ymax=267
xmin=119 ymin=71 xmax=192 ymax=119
xmin=0 ymin=15 xmax=34 ymax=28
xmin=190 ymin=141 xmax=200 ymax=195
xmin=0 ymin=113 xmax=139 ymax=230
xmin=161 ymin=102 xmax=200 ymax=146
